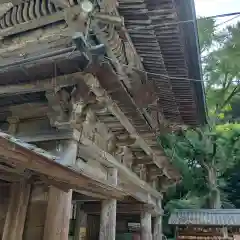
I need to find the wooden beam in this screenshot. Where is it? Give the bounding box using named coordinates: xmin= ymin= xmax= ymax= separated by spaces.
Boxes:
xmin=82 ymin=202 xmax=155 ymax=214
xmin=141 ymin=211 xmax=152 ymax=240
xmin=0 ymin=72 xmax=81 ymax=97
xmin=77 ymin=142 xmax=162 ymax=201
xmin=17 ymin=130 xmax=73 ymax=143
xmin=82 ymin=73 xmax=178 ymax=180
xmin=2 ymin=181 xmax=31 ymax=240
xmin=43 ymin=187 xmax=72 ymax=240
xmin=133 ymin=157 xmax=153 ymax=165
xmin=0 ymin=132 xmax=127 ymax=199
xmin=0 ymin=170 xmax=26 ymax=182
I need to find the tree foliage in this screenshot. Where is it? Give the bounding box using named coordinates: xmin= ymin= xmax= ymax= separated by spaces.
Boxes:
xmin=159 ymin=124 xmax=240 ymax=211
xmin=199 ymin=19 xmax=240 ymax=118
xmin=161 ymin=17 xmax=240 ymax=239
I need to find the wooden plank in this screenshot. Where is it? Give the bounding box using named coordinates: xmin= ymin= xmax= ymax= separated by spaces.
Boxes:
xmin=0 ymin=72 xmax=81 ymax=97
xmin=2 ymin=181 xmax=31 ymax=240
xmin=43 ymin=187 xmax=72 ymax=240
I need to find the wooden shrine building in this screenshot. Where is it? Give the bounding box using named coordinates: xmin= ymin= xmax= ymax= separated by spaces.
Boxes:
xmin=169 ymin=209 xmax=240 ymax=240
xmin=0 ymin=0 xmax=205 ymax=238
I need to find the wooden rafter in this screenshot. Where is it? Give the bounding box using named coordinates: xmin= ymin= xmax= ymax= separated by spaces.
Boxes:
xmin=82 ymin=71 xmax=180 ymax=181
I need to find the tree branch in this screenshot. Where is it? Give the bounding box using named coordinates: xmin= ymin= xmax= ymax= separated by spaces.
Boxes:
xmin=220 ymin=85 xmax=240 ymax=110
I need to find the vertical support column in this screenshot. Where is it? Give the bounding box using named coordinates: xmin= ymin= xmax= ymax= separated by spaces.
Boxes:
xmin=141 ymin=211 xmax=152 ymax=240
xmin=153 ymin=215 xmax=162 ymax=240
xmin=99 ymin=168 xmax=117 ymax=240
xmin=43 ymin=187 xmax=72 ymax=240
xmin=2 ymin=181 xmax=31 ymax=240
xmin=153 ymin=199 xmax=162 ymax=240
xmin=43 ymin=138 xmax=78 ymax=240
xmin=74 ymin=203 xmax=87 ymax=240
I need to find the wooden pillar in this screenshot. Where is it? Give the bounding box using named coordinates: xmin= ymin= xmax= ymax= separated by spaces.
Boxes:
xmin=7 ymin=116 xmax=19 ymax=135
xmin=153 ymin=200 xmax=162 ymax=240
xmin=43 ymin=187 xmax=72 ymax=240
xmin=74 ymin=203 xmax=87 ymax=240
xmin=43 ymin=137 xmax=78 ymax=240
xmin=141 ymin=211 xmax=152 ymax=240
xmin=99 ymin=168 xmax=117 ymax=240
xmin=153 ymin=215 xmax=162 ymax=240
xmin=2 ymin=181 xmax=31 ymax=240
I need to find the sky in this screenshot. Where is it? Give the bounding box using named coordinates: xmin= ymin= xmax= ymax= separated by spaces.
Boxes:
xmin=195 ymin=0 xmax=240 ymax=27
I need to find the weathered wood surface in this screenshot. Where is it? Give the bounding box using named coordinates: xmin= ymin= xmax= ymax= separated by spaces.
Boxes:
xmin=23 ymin=185 xmax=48 ymax=240
xmin=153 ymin=215 xmax=162 ymax=240
xmin=2 ymin=181 xmax=31 ymax=240
xmin=73 ymin=204 xmax=87 ymax=240
xmin=141 ymin=211 xmax=153 ymax=240
xmin=99 ymin=199 xmax=117 ymax=240
xmin=0 ymin=132 xmax=126 ymax=198
xmin=0 ymin=184 xmax=9 ymax=238
xmin=83 ymin=71 xmax=180 ymax=181
xmin=43 ymin=187 xmax=72 ymax=240
xmin=99 ymin=168 xmax=118 ymax=240
xmin=77 ymin=142 xmax=162 ymax=201
xmin=81 ymin=202 xmax=155 ymax=214
xmin=0 ymin=72 xmax=82 ymax=97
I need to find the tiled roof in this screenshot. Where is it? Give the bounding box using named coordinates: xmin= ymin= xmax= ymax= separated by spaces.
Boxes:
xmin=169 ymin=209 xmax=240 ymax=226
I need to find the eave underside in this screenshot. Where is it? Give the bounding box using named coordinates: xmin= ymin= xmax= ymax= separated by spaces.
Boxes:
xmin=0 ymin=0 xmax=205 ymax=126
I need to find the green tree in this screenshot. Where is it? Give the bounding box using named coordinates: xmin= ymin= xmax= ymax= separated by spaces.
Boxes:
xmin=197 ymin=17 xmax=215 ymax=54
xmin=198 ymin=20 xmax=240 ymax=118
xmin=159 ymin=124 xmax=240 ymax=209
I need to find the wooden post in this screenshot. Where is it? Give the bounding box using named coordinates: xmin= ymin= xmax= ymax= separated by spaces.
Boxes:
xmin=43 ymin=187 xmax=72 ymax=240
xmin=2 ymin=181 xmax=31 ymax=240
xmin=153 ymin=199 xmax=162 ymax=240
xmin=74 ymin=203 xmax=87 ymax=240
xmin=7 ymin=116 xmax=19 ymax=135
xmin=153 ymin=215 xmax=162 ymax=240
xmin=141 ymin=211 xmax=152 ymax=240
xmin=43 ymin=138 xmax=78 ymax=240
xmin=99 ymin=168 xmax=117 ymax=240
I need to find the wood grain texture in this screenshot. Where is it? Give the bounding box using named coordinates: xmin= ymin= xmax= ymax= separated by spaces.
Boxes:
xmin=99 ymin=168 xmax=118 ymax=240
xmin=43 ymin=187 xmax=72 ymax=240
xmin=141 ymin=211 xmax=152 ymax=240
xmin=2 ymin=181 xmax=31 ymax=240
xmin=153 ymin=215 xmax=162 ymax=240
